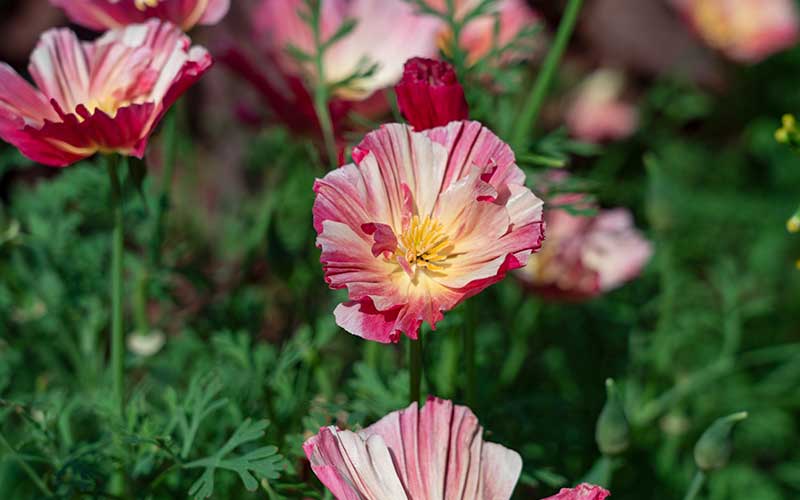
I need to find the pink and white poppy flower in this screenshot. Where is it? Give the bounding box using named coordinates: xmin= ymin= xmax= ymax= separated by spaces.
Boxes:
xmin=518 ymin=191 xmax=652 ymax=301
xmin=670 ymin=0 xmax=800 ymax=63
xmin=313 ymin=121 xmax=544 ymax=343
xmin=50 ymin=0 xmax=230 ymax=31
xmin=0 ymin=20 xmax=212 ymax=167
xmin=304 ymin=397 xmax=523 ymax=499
xmin=543 ymin=483 xmax=611 ymax=500
xmin=254 ymin=0 xmax=441 ymax=100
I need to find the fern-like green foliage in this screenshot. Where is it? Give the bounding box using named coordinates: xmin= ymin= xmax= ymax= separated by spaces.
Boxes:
xmin=185 ymin=419 xmax=283 ymax=499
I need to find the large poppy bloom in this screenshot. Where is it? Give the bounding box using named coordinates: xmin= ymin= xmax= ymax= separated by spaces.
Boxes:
xmin=0 ymin=20 xmax=212 ymax=167
xmin=50 ymin=0 xmax=230 ymax=31
xmin=254 ymin=0 xmax=441 ymax=100
xmin=671 ymin=0 xmax=800 ymax=63
xmin=304 ymin=397 xmax=523 ymax=499
xmin=313 ymin=121 xmax=544 ymax=343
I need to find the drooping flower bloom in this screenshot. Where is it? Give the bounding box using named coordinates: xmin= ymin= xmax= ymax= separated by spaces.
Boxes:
xmin=304 ymin=397 xmax=523 ymax=499
xmin=254 ymin=0 xmax=441 ymax=101
xmin=395 ymin=58 xmax=469 ymax=131
xmin=50 ymin=0 xmax=230 ymax=31
xmin=566 ymin=69 xmax=639 ymax=143
xmin=543 ymin=483 xmax=611 ymax=500
xmin=518 ymin=189 xmax=652 ymax=300
xmin=0 ymin=20 xmax=212 ymax=167
xmin=670 ymin=0 xmax=800 ymax=63
xmin=314 ymin=121 xmax=544 ymax=342
xmin=428 ymin=0 xmax=541 ymax=65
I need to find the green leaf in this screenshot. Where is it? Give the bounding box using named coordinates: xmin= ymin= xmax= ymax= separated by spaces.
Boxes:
xmin=184 ymin=419 xmax=283 ymax=499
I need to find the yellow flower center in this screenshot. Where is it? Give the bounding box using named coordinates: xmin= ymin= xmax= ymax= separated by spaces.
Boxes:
xmin=397 ymin=215 xmax=452 ymax=272
xmin=134 ymin=0 xmax=162 ymax=10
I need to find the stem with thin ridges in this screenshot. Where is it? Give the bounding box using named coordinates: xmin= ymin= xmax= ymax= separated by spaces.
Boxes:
xmin=511 ymin=0 xmax=583 ymax=150
xmin=106 ymin=156 xmax=125 ymax=418
xmin=309 ymin=0 xmax=339 ymax=168
xmin=464 ymin=302 xmax=476 ymax=407
xmin=409 ymin=335 xmax=423 ymax=405
xmin=683 ymin=471 xmax=706 ymax=500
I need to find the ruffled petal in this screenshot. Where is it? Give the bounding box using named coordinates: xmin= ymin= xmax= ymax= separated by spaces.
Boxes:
xmin=345 ymin=397 xmax=523 ymax=499
xmin=541 ymin=483 xmax=611 ymax=500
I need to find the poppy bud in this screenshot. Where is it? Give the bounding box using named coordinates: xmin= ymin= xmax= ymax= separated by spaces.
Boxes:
xmin=395 ymin=57 xmax=469 ymax=131
xmin=694 ymin=411 xmax=748 ymax=472
xmin=595 ymin=379 xmax=630 ymax=456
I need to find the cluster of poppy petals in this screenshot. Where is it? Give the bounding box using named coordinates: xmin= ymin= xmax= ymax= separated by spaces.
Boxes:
xmin=0 ymin=1 xmax=642 ymax=498
xmin=0 ymin=20 xmax=212 ymax=167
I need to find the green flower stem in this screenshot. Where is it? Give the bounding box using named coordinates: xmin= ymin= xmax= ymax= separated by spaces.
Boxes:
xmin=464 ymin=303 xmax=476 ymax=407
xmin=683 ymin=470 xmax=706 ymax=500
xmin=310 ymin=1 xmax=339 ymax=169
xmin=0 ymin=431 xmax=53 ymax=497
xmin=106 ymin=156 xmax=126 ymax=417
xmin=149 ymin=105 xmax=179 ymax=268
xmin=445 ymin=0 xmax=468 ymax=80
xmin=511 ymin=0 xmax=583 ymax=150
xmin=580 ymin=455 xmax=621 ymax=488
xmin=409 ymin=335 xmax=423 ymax=405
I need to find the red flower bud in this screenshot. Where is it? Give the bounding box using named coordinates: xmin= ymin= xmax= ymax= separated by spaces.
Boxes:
xmin=395 ymin=57 xmax=469 ymax=131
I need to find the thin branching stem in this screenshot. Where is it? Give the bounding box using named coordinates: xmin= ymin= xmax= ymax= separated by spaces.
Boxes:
xmin=106 ymin=155 xmax=126 ymax=418
xmin=512 ymin=0 xmax=583 ymax=150
xmin=0 ymin=431 xmax=53 ymax=497
xmin=683 ymin=470 xmax=706 ymax=500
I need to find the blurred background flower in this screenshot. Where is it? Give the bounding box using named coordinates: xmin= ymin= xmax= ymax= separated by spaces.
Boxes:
xmin=49 ymin=0 xmax=231 ymax=31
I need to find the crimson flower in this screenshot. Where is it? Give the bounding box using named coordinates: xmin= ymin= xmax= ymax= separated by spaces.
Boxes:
xmin=50 ymin=0 xmax=230 ymax=31
xmin=314 ymin=121 xmax=544 ymax=343
xmin=0 ymin=20 xmax=211 ymax=167
xmin=543 ymin=483 xmax=611 ymax=500
xmin=395 ymin=57 xmax=469 ymax=131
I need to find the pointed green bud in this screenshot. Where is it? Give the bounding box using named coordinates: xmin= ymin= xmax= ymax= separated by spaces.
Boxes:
xmin=694 ymin=411 xmax=748 ymax=472
xmin=595 ymin=378 xmax=630 ymax=456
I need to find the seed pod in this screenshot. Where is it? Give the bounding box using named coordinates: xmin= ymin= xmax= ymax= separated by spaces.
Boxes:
xmin=595 ymin=378 xmax=630 ymax=456
xmin=694 ymin=411 xmax=748 ymax=472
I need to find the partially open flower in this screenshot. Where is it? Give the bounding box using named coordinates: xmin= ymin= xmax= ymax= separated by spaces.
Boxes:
xmin=0 ymin=20 xmax=212 ymax=167
xmin=314 ymin=121 xmax=544 ymax=342
xmin=254 ymin=0 xmax=441 ymax=101
xmin=517 ymin=180 xmax=651 ymax=300
xmin=50 ymin=0 xmax=230 ymax=31
xmin=566 ymin=69 xmax=638 ymax=144
xmin=543 ymin=484 xmax=611 ymax=500
xmin=304 ymin=397 xmax=523 ymax=499
xmin=395 ymin=57 xmax=469 ymax=131
xmin=671 ymin=0 xmax=800 ymax=63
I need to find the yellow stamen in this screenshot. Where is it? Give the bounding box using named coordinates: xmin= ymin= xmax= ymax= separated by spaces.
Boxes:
xmin=134 ymin=0 xmax=161 ymax=11
xmin=397 ymin=215 xmax=452 ymax=273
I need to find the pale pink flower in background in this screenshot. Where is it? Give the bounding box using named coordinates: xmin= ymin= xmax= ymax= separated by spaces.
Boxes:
xmin=671 ymin=0 xmax=800 ymax=62
xmin=566 ymin=69 xmax=638 ymax=144
xmin=304 ymin=397 xmax=523 ymax=499
xmin=254 ymin=0 xmax=441 ymax=100
xmin=313 ymin=121 xmax=544 ymax=343
xmin=518 ymin=186 xmax=652 ymax=300
xmin=0 ymin=20 xmax=212 ymax=166
xmin=543 ymin=483 xmax=611 ymax=500
xmin=427 ymin=0 xmax=541 ymax=64
xmin=50 ymin=0 xmax=230 ymax=31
